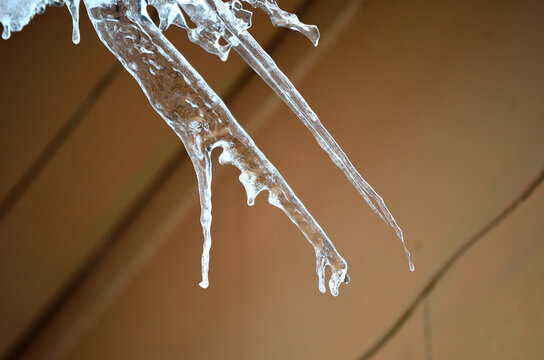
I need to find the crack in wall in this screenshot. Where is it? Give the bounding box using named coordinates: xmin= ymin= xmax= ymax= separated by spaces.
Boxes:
xmin=423 ymin=297 xmax=432 ymax=360
xmin=358 ymin=167 xmax=544 ymax=360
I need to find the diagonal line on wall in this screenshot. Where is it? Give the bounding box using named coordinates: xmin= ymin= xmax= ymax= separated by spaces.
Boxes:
xmin=358 ymin=167 xmax=544 ymax=360
xmin=0 ymin=61 xmax=122 ymax=223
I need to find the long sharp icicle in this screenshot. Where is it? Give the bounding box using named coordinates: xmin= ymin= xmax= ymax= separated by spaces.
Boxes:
xmin=206 ymin=0 xmax=414 ymax=271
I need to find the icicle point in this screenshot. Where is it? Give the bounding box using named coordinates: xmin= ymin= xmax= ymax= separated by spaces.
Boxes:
xmin=315 ymin=250 xmax=327 ymax=293
xmin=396 ymin=228 xmax=414 ymax=272
xmin=1 ymin=23 xmax=10 ymax=40
xmin=64 ymin=0 xmax=81 ymax=44
xmin=185 ymin=145 xmax=215 ymax=290
xmin=406 ymin=248 xmax=415 ymax=272
xmin=199 ymin=222 xmax=213 ymax=288
xmin=207 ymin=0 xmax=414 ymax=275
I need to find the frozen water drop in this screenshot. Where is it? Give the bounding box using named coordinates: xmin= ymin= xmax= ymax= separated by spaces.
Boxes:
xmin=65 ymin=0 xmax=81 ymax=44
xmin=1 ymin=23 xmax=10 ymax=40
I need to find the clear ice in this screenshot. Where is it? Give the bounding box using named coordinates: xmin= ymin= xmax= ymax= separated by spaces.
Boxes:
xmin=1 ymin=0 xmax=414 ymax=296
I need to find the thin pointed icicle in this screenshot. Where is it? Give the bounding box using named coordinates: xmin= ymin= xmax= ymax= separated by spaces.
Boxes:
xmin=205 ymin=0 xmax=414 ymax=272
xmin=64 ymin=0 xmax=81 ymax=44
xmin=1 ymin=23 xmax=10 ymax=40
xmin=189 ymin=149 xmax=214 ymax=288
xmin=84 ymin=0 xmax=348 ymax=295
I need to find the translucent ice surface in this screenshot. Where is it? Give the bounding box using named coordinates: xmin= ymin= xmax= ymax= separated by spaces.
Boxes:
xmin=0 ymin=0 xmax=414 ymax=296
xmin=0 ymin=0 xmax=81 ymax=43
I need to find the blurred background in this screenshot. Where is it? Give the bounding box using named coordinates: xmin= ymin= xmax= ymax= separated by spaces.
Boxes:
xmin=0 ymin=0 xmax=543 ymax=359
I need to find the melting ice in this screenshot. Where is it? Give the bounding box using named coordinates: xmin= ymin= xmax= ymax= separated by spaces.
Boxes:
xmin=0 ymin=0 xmax=80 ymax=43
xmin=0 ymin=0 xmax=414 ymax=296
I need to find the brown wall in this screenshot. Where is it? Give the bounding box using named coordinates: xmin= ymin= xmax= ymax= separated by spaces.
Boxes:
xmin=0 ymin=0 xmax=543 ymax=359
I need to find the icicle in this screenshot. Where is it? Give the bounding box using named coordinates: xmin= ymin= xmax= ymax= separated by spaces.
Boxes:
xmin=3 ymin=0 xmax=414 ymax=294
xmin=192 ymin=148 xmax=213 ymax=288
xmin=0 ymin=0 xmax=81 ymax=43
xmin=205 ymin=0 xmax=414 ymax=271
xmin=83 ymin=0 xmax=349 ymax=295
xmin=0 ymin=0 xmax=50 ymax=39
xmin=64 ymin=0 xmax=81 ymax=44
xmin=1 ymin=23 xmax=10 ymax=40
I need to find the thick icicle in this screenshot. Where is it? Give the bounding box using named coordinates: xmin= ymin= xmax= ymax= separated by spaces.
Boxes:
xmin=83 ymin=0 xmax=348 ymax=295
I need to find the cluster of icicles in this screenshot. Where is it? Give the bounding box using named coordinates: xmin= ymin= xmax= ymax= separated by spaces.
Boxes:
xmin=1 ymin=0 xmax=414 ymax=296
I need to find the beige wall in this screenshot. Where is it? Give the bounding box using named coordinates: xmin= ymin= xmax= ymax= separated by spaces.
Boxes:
xmin=0 ymin=0 xmax=543 ymax=359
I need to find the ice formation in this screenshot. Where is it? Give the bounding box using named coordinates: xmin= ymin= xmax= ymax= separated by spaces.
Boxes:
xmin=1 ymin=0 xmax=414 ymax=296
